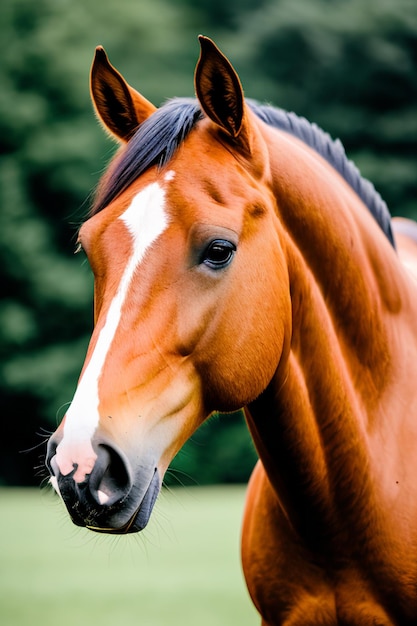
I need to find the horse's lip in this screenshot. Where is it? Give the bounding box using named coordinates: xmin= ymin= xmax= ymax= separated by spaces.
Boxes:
xmin=85 ymin=469 xmax=161 ymax=535
xmin=85 ymin=511 xmax=140 ymax=534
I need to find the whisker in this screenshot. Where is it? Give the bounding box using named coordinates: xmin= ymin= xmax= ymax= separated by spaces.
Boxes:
xmin=164 ymin=467 xmax=199 ymax=488
xmin=55 ymin=401 xmax=72 ymax=424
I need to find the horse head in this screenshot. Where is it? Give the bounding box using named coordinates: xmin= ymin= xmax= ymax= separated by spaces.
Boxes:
xmin=46 ymin=37 xmax=290 ymax=533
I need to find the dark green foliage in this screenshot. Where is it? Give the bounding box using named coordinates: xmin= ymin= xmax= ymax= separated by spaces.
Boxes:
xmin=1 ymin=0 xmax=415 ymax=484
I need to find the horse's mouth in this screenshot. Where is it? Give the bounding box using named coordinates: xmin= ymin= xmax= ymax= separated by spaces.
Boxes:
xmin=84 ymin=471 xmax=161 ymax=534
xmin=86 ymin=516 xmax=138 ymax=534
xmin=53 ymin=466 xmax=161 ymax=535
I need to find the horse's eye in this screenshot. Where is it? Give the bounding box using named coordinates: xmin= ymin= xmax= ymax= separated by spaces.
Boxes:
xmin=202 ymin=239 xmax=236 ymax=270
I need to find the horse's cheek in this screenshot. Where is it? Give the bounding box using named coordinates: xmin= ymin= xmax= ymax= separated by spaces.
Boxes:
xmin=223 ymin=254 xmax=291 ymax=402
xmin=195 ymin=285 xmax=290 ymax=411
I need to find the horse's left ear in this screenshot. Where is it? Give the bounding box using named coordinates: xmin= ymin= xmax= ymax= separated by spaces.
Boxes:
xmin=195 ymin=36 xmax=251 ymax=152
xmin=90 ymin=46 xmax=157 ymax=142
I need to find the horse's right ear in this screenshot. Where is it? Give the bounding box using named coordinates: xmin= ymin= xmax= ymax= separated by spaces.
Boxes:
xmin=90 ymin=46 xmax=156 ymax=142
xmin=195 ymin=36 xmax=251 ymax=154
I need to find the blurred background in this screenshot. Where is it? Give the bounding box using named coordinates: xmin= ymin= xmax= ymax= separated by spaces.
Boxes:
xmin=1 ymin=0 xmax=416 ymax=487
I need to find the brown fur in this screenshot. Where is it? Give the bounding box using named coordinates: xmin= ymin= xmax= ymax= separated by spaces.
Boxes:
xmin=47 ymin=37 xmax=417 ymax=625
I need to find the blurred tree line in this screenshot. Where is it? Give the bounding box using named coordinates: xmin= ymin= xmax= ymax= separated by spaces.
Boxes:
xmin=1 ymin=0 xmax=416 ymax=485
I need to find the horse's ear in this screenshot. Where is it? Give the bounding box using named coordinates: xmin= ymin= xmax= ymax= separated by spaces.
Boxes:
xmin=195 ymin=36 xmax=250 ymax=151
xmin=90 ymin=46 xmax=156 ymax=142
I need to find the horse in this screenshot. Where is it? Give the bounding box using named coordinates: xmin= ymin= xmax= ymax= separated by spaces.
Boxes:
xmin=45 ymin=36 xmax=417 ymax=625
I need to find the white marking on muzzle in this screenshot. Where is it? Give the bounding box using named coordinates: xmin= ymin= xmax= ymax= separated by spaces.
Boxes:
xmin=54 ymin=177 xmax=172 ymax=483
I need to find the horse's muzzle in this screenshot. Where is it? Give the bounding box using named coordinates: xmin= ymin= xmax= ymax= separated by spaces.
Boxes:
xmin=45 ymin=438 xmax=160 ymax=534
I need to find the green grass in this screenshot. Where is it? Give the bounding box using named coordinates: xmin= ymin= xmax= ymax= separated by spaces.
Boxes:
xmin=0 ymin=486 xmax=259 ymax=626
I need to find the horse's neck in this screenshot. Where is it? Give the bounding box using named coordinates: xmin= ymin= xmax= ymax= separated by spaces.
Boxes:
xmin=247 ymin=130 xmax=405 ymax=539
xmin=247 ymin=240 xmax=378 ymax=542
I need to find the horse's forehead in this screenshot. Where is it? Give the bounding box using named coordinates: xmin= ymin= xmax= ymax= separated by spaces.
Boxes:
xmin=120 ymin=176 xmax=170 ymax=245
xmin=83 ymin=170 xmax=176 ymax=243
xmin=165 ymin=155 xmax=260 ymax=223
xmin=86 ymin=151 xmax=255 ymax=251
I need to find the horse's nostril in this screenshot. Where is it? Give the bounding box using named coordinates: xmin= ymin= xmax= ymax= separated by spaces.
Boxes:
xmin=45 ymin=435 xmax=159 ymax=532
xmin=90 ymin=445 xmax=132 ymax=507
xmin=46 ymin=434 xmax=132 ymax=508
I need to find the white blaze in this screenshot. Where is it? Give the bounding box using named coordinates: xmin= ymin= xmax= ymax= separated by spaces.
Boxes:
xmin=54 ymin=178 xmax=171 ymax=481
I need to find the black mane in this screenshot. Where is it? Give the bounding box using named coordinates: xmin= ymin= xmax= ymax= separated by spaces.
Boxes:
xmin=92 ymin=98 xmax=202 ymax=215
xmin=92 ymin=97 xmax=394 ymax=248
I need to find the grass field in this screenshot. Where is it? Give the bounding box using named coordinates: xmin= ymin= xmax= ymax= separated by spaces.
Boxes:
xmin=0 ymin=486 xmax=259 ymax=626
